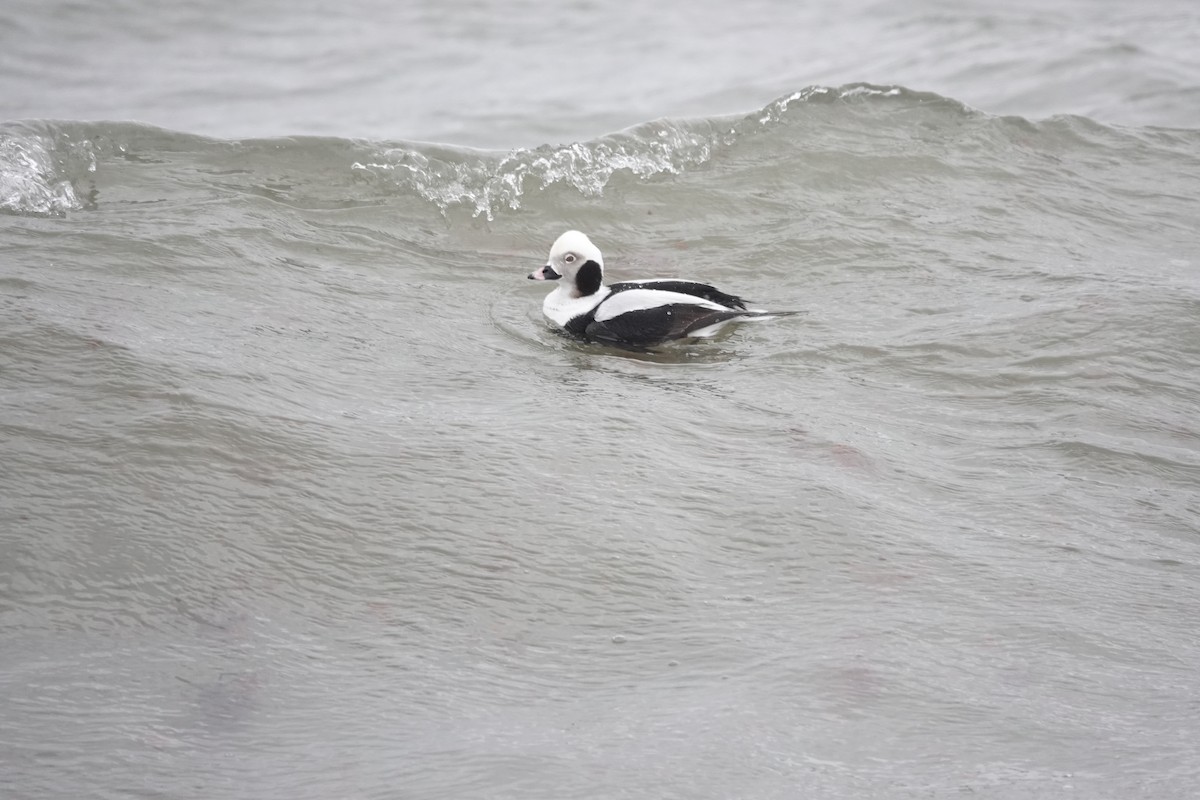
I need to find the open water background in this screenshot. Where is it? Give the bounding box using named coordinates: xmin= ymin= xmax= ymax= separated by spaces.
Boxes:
xmin=2 ymin=1 xmax=1199 ymax=798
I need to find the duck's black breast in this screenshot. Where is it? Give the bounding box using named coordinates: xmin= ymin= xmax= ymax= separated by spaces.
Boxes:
xmin=562 ymin=307 xmax=598 ymax=338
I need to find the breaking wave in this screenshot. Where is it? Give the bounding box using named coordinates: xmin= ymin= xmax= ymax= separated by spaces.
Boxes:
xmin=3 ymin=84 xmax=1191 ymax=224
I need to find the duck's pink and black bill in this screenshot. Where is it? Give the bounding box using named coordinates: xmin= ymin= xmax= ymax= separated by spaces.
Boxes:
xmin=528 ymin=264 xmax=561 ymax=281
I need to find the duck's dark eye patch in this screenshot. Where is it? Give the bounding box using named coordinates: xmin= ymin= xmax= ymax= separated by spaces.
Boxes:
xmin=564 ymin=253 xmax=577 ymax=264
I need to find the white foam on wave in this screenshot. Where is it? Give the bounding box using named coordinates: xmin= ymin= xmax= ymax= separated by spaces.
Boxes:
xmin=755 ymin=84 xmax=911 ymax=125
xmin=351 ymin=121 xmax=714 ymax=220
xmin=0 ymin=127 xmax=95 ymax=216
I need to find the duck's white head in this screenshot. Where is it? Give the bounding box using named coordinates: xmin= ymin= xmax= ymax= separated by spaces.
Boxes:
xmin=527 ymin=230 xmax=605 ymax=297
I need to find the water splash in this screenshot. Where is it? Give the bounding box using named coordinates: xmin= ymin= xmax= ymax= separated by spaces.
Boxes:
xmin=0 ymin=125 xmax=96 ymax=216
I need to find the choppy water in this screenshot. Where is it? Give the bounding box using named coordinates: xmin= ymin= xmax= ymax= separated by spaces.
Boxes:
xmin=3 ymin=2 xmax=1200 ymax=799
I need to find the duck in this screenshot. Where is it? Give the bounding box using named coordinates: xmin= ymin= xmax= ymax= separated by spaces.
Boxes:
xmin=527 ymin=230 xmax=796 ymax=348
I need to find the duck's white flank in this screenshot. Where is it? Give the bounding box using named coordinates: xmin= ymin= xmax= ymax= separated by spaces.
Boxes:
xmin=592 ymin=289 xmax=725 ymax=322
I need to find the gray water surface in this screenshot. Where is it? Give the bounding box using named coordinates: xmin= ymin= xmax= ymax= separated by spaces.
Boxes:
xmin=2 ymin=2 xmax=1200 ymax=799
xmin=3 ymin=0 xmax=1199 ymax=144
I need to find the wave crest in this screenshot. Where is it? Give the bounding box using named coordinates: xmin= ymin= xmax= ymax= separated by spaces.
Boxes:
xmin=0 ymin=85 xmax=979 ymax=219
xmin=350 ymin=84 xmax=968 ymax=219
xmin=750 ymin=83 xmax=972 ymax=126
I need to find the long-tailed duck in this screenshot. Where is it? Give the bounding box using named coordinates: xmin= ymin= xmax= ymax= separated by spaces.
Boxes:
xmin=527 ymin=230 xmax=795 ymax=348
